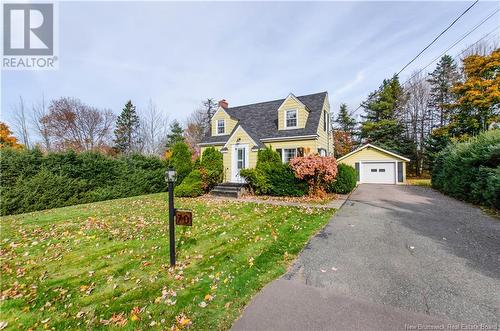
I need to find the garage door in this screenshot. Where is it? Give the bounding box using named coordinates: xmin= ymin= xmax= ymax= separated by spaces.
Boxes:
xmin=362 ymin=162 xmax=395 ymax=184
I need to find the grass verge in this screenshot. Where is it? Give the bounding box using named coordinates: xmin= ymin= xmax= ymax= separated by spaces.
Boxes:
xmin=407 ymin=178 xmax=432 ymax=187
xmin=0 ymin=193 xmax=334 ymax=330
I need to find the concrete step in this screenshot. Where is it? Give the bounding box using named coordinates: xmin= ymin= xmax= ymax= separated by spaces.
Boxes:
xmin=211 ymin=189 xmax=239 ymax=198
xmin=210 ymin=182 xmax=247 ymax=198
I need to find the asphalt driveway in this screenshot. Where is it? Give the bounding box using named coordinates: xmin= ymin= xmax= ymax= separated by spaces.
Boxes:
xmin=233 ymin=184 xmax=500 ymax=330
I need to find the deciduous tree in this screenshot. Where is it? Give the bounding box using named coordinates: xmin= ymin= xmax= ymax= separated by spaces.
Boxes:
xmin=0 ymin=122 xmax=23 ymax=149
xmin=449 ymin=49 xmax=500 ymax=137
xmin=43 ymin=97 xmax=115 ymax=152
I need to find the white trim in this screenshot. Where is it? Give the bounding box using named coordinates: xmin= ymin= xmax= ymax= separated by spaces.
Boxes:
xmin=337 ymin=143 xmax=410 ymax=162
xmin=285 ymin=109 xmax=298 ymax=129
xmin=216 ymin=119 xmax=225 ymax=135
xmin=231 ymin=144 xmax=249 ymax=183
xmin=261 ymin=134 xmax=318 ymax=142
xmin=223 ymin=125 xmax=259 ymax=148
xmin=282 ymin=148 xmax=298 ymax=163
xmin=277 ymin=93 xmax=307 ymax=112
xmin=198 ymin=141 xmax=226 ymax=146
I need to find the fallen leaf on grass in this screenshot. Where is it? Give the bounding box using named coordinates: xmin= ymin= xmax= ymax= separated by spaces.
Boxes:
xmin=175 ymin=314 xmax=192 ymax=329
xmin=0 ymin=321 xmax=7 ymax=330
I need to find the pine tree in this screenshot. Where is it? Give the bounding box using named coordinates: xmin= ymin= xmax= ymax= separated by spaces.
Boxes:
xmin=335 ymin=104 xmax=357 ymax=132
xmin=360 ymin=75 xmax=413 ymax=155
xmin=113 ymin=100 xmax=141 ymax=154
xmin=427 ymin=55 xmax=460 ymax=127
xmin=361 ymin=75 xmax=403 ymax=122
xmin=165 ymin=120 xmax=185 ymax=149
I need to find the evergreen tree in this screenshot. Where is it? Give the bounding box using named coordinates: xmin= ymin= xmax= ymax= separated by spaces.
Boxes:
xmin=427 ymin=55 xmax=460 ymax=127
xmin=170 ymin=141 xmax=192 ymax=184
xmin=360 ymin=75 xmax=413 ymax=155
xmin=361 ymin=75 xmax=404 ymax=122
xmin=165 ymin=120 xmax=185 ymax=149
xmin=423 ymin=126 xmax=451 ymax=171
xmin=335 ymin=103 xmax=356 ymax=132
xmin=333 ymin=104 xmax=357 ymax=157
xmin=113 ymin=100 xmax=141 ymax=154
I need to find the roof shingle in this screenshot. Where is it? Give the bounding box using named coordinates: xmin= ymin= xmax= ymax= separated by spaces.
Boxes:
xmin=200 ymin=91 xmax=327 ymax=146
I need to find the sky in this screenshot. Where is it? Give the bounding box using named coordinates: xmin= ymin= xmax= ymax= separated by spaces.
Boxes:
xmin=1 ymin=1 xmax=499 ymax=139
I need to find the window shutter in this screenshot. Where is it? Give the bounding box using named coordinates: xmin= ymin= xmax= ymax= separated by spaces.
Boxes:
xmin=324 ymin=112 xmax=327 ymax=131
xmin=297 ymin=147 xmax=304 ymax=157
xmin=355 ymin=162 xmax=360 ymax=181
xmin=397 ymin=162 xmax=404 ymax=183
xmin=276 ymin=148 xmax=283 ymax=160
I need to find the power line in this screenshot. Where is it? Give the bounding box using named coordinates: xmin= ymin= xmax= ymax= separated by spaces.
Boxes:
xmin=402 ymin=9 xmax=500 ymax=85
xmin=396 ymin=0 xmax=479 ymax=76
xmin=349 ymin=28 xmax=498 ymax=118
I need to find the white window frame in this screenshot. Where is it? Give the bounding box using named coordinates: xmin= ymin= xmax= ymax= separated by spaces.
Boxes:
xmin=282 ymin=148 xmax=297 ymax=163
xmin=285 ymin=109 xmax=298 ymax=129
xmin=216 ymin=119 xmax=225 ymax=135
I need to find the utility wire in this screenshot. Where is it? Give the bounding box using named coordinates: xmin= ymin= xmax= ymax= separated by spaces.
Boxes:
xmin=396 ymin=0 xmax=479 ymax=76
xmin=402 ymin=9 xmax=500 ymax=85
xmin=348 ymin=0 xmax=489 ymax=118
xmin=350 ymin=28 xmax=499 ymax=118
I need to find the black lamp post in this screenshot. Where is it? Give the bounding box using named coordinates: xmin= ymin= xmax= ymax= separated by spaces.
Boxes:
xmin=165 ymin=167 xmax=177 ymax=266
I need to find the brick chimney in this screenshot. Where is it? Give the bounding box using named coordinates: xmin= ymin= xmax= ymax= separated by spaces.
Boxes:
xmin=218 ymin=99 xmax=228 ymax=109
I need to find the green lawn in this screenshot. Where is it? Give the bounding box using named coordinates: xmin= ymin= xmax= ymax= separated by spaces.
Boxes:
xmin=407 ymin=178 xmax=432 ymax=187
xmin=0 ymin=193 xmax=334 ymax=330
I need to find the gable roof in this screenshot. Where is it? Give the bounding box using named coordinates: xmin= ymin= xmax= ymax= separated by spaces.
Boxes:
xmin=199 ymin=91 xmax=327 ymax=146
xmin=337 ymin=143 xmax=411 ymax=162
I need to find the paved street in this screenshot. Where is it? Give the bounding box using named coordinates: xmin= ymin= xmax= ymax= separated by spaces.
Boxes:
xmin=233 ymin=184 xmax=500 ymax=330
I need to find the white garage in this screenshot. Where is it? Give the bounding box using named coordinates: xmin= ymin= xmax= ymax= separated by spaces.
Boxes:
xmin=361 ymin=162 xmax=396 ymax=184
xmin=337 ymin=144 xmax=410 ymax=185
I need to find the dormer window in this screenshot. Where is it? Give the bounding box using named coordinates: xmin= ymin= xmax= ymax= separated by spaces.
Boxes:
xmin=285 ymin=109 xmax=297 ymax=128
xmin=217 ymin=119 xmax=225 ymax=135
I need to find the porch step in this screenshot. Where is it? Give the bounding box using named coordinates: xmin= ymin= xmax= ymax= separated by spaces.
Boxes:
xmin=211 ymin=182 xmax=247 ymax=198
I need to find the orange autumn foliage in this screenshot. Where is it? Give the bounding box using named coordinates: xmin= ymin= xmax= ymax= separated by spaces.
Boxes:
xmin=0 ymin=122 xmax=23 ymax=149
xmin=290 ymin=155 xmax=337 ymax=198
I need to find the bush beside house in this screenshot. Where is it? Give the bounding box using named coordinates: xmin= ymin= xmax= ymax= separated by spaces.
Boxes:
xmin=432 ymin=129 xmax=499 ymax=209
xmin=290 ymin=155 xmax=337 ymax=197
xmin=328 ymin=164 xmax=357 ymax=194
xmin=174 ymin=147 xmax=224 ymax=197
xmin=240 ymin=147 xmax=309 ymax=197
xmin=174 ymin=170 xmax=204 ymax=197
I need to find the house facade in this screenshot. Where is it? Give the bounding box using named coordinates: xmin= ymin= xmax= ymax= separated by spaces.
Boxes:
xmin=199 ymin=92 xmax=332 ymax=183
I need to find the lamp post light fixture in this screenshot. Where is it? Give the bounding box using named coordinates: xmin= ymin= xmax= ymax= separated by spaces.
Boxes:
xmin=165 ymin=167 xmax=177 ymax=266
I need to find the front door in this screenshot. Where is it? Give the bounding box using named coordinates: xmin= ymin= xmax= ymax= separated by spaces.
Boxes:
xmin=231 ymin=145 xmax=248 ymax=183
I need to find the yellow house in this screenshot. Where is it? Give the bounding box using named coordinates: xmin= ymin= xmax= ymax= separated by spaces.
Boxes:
xmin=199 ymin=92 xmax=332 ymax=183
xmin=337 ymin=143 xmax=410 ymax=184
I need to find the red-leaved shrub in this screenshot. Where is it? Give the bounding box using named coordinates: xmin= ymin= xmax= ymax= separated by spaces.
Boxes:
xmin=290 ymin=155 xmax=337 ymax=197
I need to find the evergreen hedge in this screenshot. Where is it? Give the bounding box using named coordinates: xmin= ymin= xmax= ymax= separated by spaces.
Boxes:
xmin=0 ymin=148 xmax=169 ymax=215
xmin=328 ymin=164 xmax=357 ymax=194
xmin=432 ymin=130 xmax=499 ymax=209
